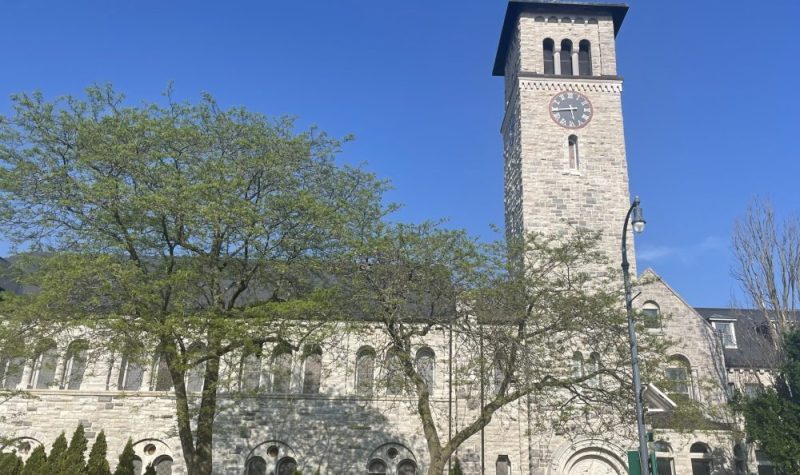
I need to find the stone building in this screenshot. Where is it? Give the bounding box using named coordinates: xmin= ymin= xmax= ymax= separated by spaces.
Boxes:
xmin=0 ymin=1 xmax=772 ymax=474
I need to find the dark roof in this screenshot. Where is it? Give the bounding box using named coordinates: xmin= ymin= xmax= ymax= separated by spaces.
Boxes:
xmin=493 ymin=0 xmax=629 ymax=76
xmin=695 ymin=307 xmax=800 ymax=369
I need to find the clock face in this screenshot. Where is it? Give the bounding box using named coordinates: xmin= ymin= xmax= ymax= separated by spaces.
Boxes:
xmin=549 ymin=91 xmax=593 ymax=129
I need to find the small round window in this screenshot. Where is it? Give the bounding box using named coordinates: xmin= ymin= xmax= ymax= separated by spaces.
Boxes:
xmin=267 ymin=445 xmax=279 ymax=458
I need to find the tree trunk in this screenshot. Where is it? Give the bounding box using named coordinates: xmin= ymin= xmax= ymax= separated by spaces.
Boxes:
xmin=193 ymin=340 xmax=221 ymax=475
xmin=428 ymin=455 xmax=448 ymax=475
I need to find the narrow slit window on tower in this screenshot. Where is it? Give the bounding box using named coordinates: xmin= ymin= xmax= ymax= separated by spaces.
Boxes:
xmin=579 ymin=40 xmax=592 ymax=75
xmin=560 ymin=39 xmax=573 ymax=75
xmin=543 ymin=38 xmax=555 ymax=74
xmin=568 ymin=135 xmax=579 ymax=169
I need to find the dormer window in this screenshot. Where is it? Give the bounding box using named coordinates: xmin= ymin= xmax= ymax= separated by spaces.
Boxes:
xmin=711 ymin=321 xmax=737 ymax=348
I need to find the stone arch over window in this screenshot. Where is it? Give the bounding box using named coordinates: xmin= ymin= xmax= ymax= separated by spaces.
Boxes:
xmin=271 ymin=342 xmax=293 ymax=393
xmin=302 ymin=344 xmax=322 ymax=394
xmin=550 ymin=439 xmax=627 ymax=475
xmin=587 ymin=352 xmax=601 ymax=388
xmin=240 ymin=343 xmax=264 ymax=393
xmin=415 ymin=347 xmax=435 ymax=391
xmin=30 ymin=340 xmax=58 ymax=389
xmin=0 ymin=437 xmax=43 ymax=462
xmin=245 ymin=440 xmax=299 ymax=475
xmin=543 ymin=38 xmax=555 ymax=74
xmin=152 ymin=352 xmax=172 ymax=391
xmin=560 ymin=39 xmax=574 ymax=76
xmin=568 ymin=135 xmax=579 ymax=169
xmin=356 ymin=346 xmax=376 ymax=397
xmin=61 ymin=340 xmax=88 ymax=390
xmin=118 ymin=346 xmax=145 ymax=391
xmin=579 ymin=40 xmax=592 ymax=75
xmin=132 ymin=438 xmax=175 ymax=475
xmin=385 ymin=347 xmax=404 ymax=395
xmin=665 ymin=355 xmax=693 ymax=398
xmin=689 ymin=442 xmax=712 ymax=475
xmin=0 ymin=356 xmax=26 ymax=390
xmin=642 ymin=301 xmax=661 ymax=329
xmin=185 ymin=342 xmax=206 ymax=393
xmin=367 ymin=442 xmax=418 ymax=475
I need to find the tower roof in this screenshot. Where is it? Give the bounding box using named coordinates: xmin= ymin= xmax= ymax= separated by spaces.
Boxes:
xmin=493 ymin=0 xmax=629 ymax=76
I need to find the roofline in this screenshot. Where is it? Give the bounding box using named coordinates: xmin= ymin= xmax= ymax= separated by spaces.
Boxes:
xmin=493 ymin=0 xmax=629 ymax=76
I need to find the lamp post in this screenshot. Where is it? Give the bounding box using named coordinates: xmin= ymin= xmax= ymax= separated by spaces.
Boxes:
xmin=622 ymin=196 xmax=649 ymax=475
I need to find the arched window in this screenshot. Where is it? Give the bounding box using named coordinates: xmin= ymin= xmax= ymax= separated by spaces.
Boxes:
xmin=133 ymin=456 xmax=143 ymax=475
xmin=568 ymin=135 xmax=579 ymax=169
xmin=397 ymin=460 xmax=418 ymax=475
xmin=153 ymin=353 xmax=172 ymax=391
xmin=570 ymin=351 xmax=584 ymax=379
xmin=271 ymin=343 xmax=293 ymax=393
xmin=118 ymin=348 xmax=145 ymax=391
xmin=642 ymin=301 xmax=661 ymax=329
xmin=560 ymin=39 xmax=573 ymax=75
xmin=665 ymin=355 xmax=692 ymax=397
xmin=240 ymin=344 xmax=263 ymax=392
xmin=385 ymin=348 xmax=404 ymax=395
xmin=356 ymin=346 xmax=376 ymax=397
xmin=368 ymin=459 xmax=387 ymax=475
xmin=246 ymin=456 xmax=267 ymax=475
xmin=496 ymin=455 xmax=511 ymax=475
xmin=653 ymin=440 xmax=674 ymax=475
xmin=302 ymin=344 xmax=322 ymax=394
xmin=152 ymin=455 xmax=173 ymax=475
xmin=0 ymin=357 xmax=25 ymax=390
xmin=543 ymin=38 xmax=555 ymax=74
xmin=62 ymin=340 xmax=88 ymax=390
xmin=579 ymin=40 xmax=592 ymax=75
xmin=31 ymin=341 xmax=58 ymax=389
xmin=185 ymin=343 xmax=206 ymax=393
xmin=587 ymin=352 xmax=601 ymax=388
xmin=276 ymin=457 xmax=297 ymax=475
xmin=415 ymin=347 xmax=435 ymax=391
xmin=690 ymin=443 xmax=712 ymax=475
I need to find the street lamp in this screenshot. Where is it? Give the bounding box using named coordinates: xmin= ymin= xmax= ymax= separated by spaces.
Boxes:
xmin=622 ymin=196 xmax=649 ymax=475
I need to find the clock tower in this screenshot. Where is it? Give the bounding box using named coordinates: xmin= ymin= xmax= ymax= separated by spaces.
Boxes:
xmin=494 ymin=1 xmax=635 ymax=270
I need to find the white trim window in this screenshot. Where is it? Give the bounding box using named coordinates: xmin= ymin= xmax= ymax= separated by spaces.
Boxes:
xmin=712 ymin=321 xmax=737 ymax=348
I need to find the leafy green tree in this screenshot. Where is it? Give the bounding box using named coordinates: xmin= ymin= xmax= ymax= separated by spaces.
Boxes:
xmin=0 ymin=85 xmax=389 ymax=475
xmin=20 ymin=445 xmax=46 ymax=475
xmin=738 ymin=330 xmax=800 ymax=473
xmin=143 ymin=464 xmax=156 ymax=475
xmin=86 ymin=430 xmax=111 ymax=475
xmin=56 ymin=423 xmax=88 ymax=474
xmin=448 ymin=458 xmax=464 ymax=475
xmin=0 ymin=452 xmax=23 ymax=475
xmin=112 ymin=439 xmax=135 ymax=475
xmin=45 ymin=433 xmax=68 ymax=474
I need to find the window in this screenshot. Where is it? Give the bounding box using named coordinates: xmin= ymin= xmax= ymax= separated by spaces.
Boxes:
xmin=587 ymin=352 xmax=601 ymax=388
xmin=272 ymin=343 xmax=293 ymax=393
xmin=153 ymin=353 xmax=172 ymax=391
xmin=356 ymin=346 xmax=376 ymax=397
xmin=153 ymin=455 xmax=173 ymax=475
xmin=185 ymin=344 xmax=206 ymax=393
xmin=543 ymin=38 xmax=555 ymax=74
xmin=712 ymin=321 xmax=737 ymax=348
xmin=368 ymin=459 xmax=387 ymax=475
xmin=653 ymin=440 xmax=674 ymax=475
xmin=62 ymin=340 xmax=88 ymax=390
xmin=276 ymin=457 xmax=297 ymax=475
xmin=385 ymin=348 xmax=404 ymax=395
xmin=756 ymin=450 xmax=776 ymax=475
xmin=246 ymin=456 xmax=267 ymax=475
xmin=560 ymin=39 xmax=573 ymax=75
xmin=743 ymin=383 xmax=761 ymax=398
xmin=733 ymin=443 xmax=747 ymax=475
xmin=568 ymin=135 xmax=579 ymax=169
xmin=118 ymin=354 xmax=145 ymax=391
xmin=240 ymin=345 xmax=263 ymax=392
xmin=570 ymin=351 xmax=584 ymax=379
xmin=415 ymin=347 xmax=435 ymax=391
xmin=642 ymin=301 xmax=661 ymax=329
xmin=690 ymin=443 xmax=712 ymax=475
xmin=0 ymin=357 xmax=25 ymax=390
xmin=664 ymin=355 xmax=692 ymax=397
xmin=578 ymin=40 xmax=592 ymax=75
xmin=31 ymin=341 xmax=58 ymax=389
xmin=302 ymin=345 xmax=322 ymax=394
xmin=496 ymin=455 xmax=511 ymax=475
xmin=397 ymin=460 xmax=417 ymax=475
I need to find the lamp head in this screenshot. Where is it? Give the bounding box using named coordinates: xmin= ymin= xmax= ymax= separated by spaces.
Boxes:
xmin=631 ymin=196 xmax=646 ymax=233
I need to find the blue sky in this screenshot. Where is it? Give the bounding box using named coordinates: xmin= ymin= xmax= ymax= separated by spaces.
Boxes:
xmin=1 ymin=0 xmax=797 ymax=307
